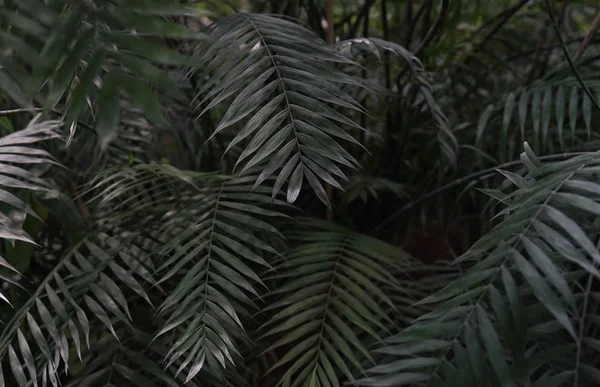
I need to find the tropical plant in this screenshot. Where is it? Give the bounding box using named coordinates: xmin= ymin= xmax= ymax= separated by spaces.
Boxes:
xmin=1 ymin=0 xmax=600 ymax=386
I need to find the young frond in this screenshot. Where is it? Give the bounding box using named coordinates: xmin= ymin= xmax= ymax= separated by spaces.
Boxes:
xmin=195 ymin=13 xmax=368 ymax=206
xmin=360 ymin=144 xmax=600 ymax=386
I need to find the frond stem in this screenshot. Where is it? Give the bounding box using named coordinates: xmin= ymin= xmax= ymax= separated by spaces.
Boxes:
xmin=310 ymin=235 xmax=349 ymax=382
xmin=241 ymin=15 xmax=305 ymax=172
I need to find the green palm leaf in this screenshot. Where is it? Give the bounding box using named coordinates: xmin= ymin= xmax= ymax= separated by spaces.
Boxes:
xmin=0 ymin=117 xmax=60 ymax=245
xmin=0 ymin=0 xmax=206 ymax=147
xmin=360 ymin=144 xmax=600 ymax=386
xmin=87 ymin=164 xmax=287 ymax=382
xmin=195 ymin=13 xmax=368 ymax=206
xmin=259 ymin=219 xmax=420 ymax=386
xmin=0 ymin=231 xmax=156 ymax=386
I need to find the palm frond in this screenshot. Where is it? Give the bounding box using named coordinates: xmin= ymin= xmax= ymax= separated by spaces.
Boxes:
xmin=0 ymin=117 xmax=62 ymax=306
xmin=194 ymin=13 xmax=368 ymax=206
xmin=333 ymin=37 xmax=457 ymax=169
xmin=62 ymin=328 xmax=205 ymax=387
xmin=0 ymin=230 xmax=156 ymax=386
xmin=259 ymin=219 xmax=420 ymax=386
xmin=87 ymin=163 xmax=288 ymax=382
xmin=359 ymin=144 xmax=600 ymax=386
xmin=342 ymin=174 xmax=408 ymax=204
xmin=0 ymin=0 xmax=206 ymax=147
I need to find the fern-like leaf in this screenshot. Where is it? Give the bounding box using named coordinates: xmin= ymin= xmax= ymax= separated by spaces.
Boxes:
xmin=360 ymin=145 xmax=600 ymax=386
xmin=195 ymin=13 xmax=368 ymax=206
xmin=259 ymin=219 xmax=420 ymax=386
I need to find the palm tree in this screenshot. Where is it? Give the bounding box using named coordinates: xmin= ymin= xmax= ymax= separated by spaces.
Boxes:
xmin=0 ymin=0 xmax=599 ymax=386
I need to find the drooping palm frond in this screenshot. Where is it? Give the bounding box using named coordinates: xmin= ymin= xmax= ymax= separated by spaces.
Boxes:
xmin=194 ymin=13 xmax=370 ymax=206
xmin=86 ymin=163 xmax=289 ymax=383
xmin=0 ymin=231 xmax=156 ymax=386
xmin=0 ymin=0 xmax=207 ymax=147
xmin=333 ymin=37 xmax=457 ymax=169
xmin=0 ymin=117 xmax=63 ymax=306
xmin=360 ymin=144 xmax=600 ymax=386
xmin=258 ymin=219 xmax=422 ymax=386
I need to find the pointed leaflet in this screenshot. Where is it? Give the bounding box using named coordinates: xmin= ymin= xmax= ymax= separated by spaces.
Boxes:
xmin=96 ymin=72 xmax=121 ymax=151
xmin=253 ymin=140 xmax=296 ymax=189
xmin=520 ymin=236 xmax=575 ymax=309
xmin=31 ymin=6 xmax=82 ymax=91
xmin=286 ymin=164 xmax=303 ymax=204
xmin=501 ymin=92 xmax=515 ymax=162
xmin=65 ymin=49 xmax=105 ymax=127
xmin=476 ymin=306 xmax=516 ymax=387
xmin=16 ymin=330 xmax=37 ymax=387
xmin=44 ymin=28 xmax=94 ymax=110
xmin=532 ymin=87 xmax=541 ymax=152
xmin=518 ymin=89 xmax=528 ymax=142
xmin=541 ymin=86 xmax=551 ymax=150
xmin=8 ymin=345 xmax=27 ymax=387
xmin=569 ymin=86 xmax=578 ymax=145
xmin=556 ymin=85 xmax=565 ymax=149
xmin=84 ymin=295 xmax=119 ymax=339
xmin=511 ymin=249 xmax=576 ymax=339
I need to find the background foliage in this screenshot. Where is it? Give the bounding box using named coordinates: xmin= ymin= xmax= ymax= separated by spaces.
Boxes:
xmin=0 ymin=0 xmax=600 ymax=386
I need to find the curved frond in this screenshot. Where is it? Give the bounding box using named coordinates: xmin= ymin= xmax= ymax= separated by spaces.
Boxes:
xmin=360 ymin=144 xmax=600 ymax=386
xmin=333 ymin=37 xmax=457 ymax=169
xmin=195 ymin=13 xmax=368 ymax=206
xmin=63 ymin=329 xmax=204 ymax=387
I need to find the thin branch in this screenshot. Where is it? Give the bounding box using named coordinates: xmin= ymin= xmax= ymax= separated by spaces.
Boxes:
xmin=404 ymin=0 xmax=414 ymax=47
xmin=344 ymin=0 xmax=375 ymax=39
xmin=396 ymin=0 xmax=448 ymax=88
xmin=472 ymin=0 xmax=529 ymax=53
xmin=545 ymin=0 xmax=600 ymax=113
xmin=0 ymin=108 xmax=44 ymax=116
xmin=502 ymin=35 xmax=592 ymax=63
xmin=573 ymin=9 xmax=600 ymax=61
xmin=381 ymin=0 xmax=391 ymax=90
xmin=413 ymin=0 xmax=449 ymax=58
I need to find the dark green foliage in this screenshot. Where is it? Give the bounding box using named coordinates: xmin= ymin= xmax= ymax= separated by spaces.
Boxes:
xmin=0 ymin=1 xmax=599 ymax=387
